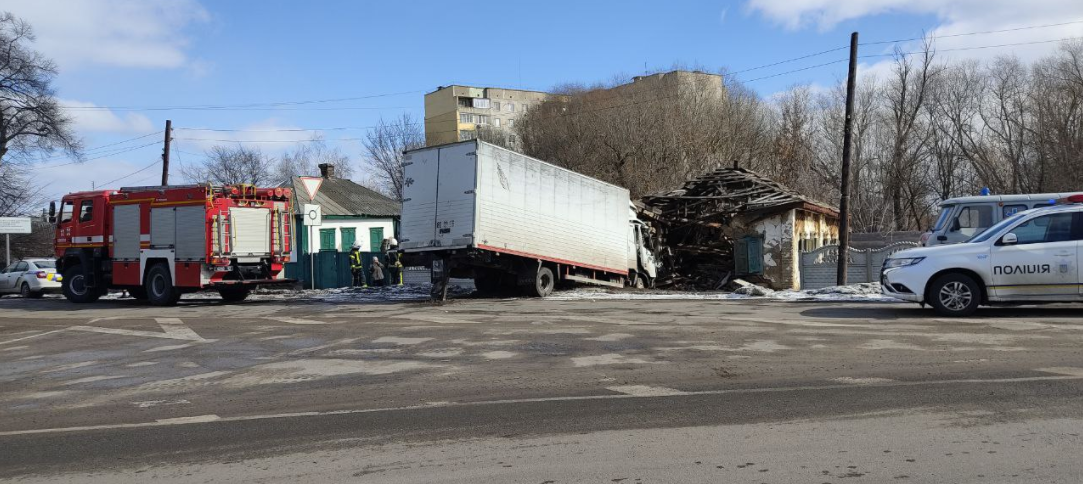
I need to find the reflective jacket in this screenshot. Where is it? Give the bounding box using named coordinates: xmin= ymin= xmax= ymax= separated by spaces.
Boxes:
xmin=349 ymin=250 xmax=363 ymax=270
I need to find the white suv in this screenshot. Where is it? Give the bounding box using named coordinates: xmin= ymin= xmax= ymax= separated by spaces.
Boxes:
xmin=882 ymin=200 xmax=1082 ymax=316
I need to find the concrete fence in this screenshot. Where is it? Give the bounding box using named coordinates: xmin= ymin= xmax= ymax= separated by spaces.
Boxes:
xmin=799 ymin=242 xmax=919 ymax=290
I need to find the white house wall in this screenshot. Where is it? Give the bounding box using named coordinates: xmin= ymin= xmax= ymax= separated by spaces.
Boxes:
xmin=291 ymin=218 xmax=396 ymax=258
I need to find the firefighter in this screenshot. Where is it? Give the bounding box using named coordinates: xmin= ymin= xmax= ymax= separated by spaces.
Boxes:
xmin=370 ymin=256 xmax=385 ymax=287
xmin=349 ymin=242 xmax=365 ymax=287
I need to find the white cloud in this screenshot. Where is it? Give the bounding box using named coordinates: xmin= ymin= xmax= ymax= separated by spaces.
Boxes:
xmin=6 ymin=0 xmax=210 ymax=70
xmin=747 ymin=0 xmax=1083 ymax=66
xmin=60 ymin=99 xmax=156 ymax=134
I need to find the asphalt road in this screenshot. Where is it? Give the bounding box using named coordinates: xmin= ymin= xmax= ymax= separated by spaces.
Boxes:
xmin=1 ymin=289 xmax=1083 ymax=483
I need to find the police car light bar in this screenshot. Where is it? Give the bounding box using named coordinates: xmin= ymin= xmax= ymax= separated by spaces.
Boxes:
xmin=1058 ymin=194 xmax=1083 ymax=204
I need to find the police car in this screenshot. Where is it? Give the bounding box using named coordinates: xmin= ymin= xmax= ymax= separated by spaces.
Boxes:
xmin=882 ymin=195 xmax=1083 ymax=316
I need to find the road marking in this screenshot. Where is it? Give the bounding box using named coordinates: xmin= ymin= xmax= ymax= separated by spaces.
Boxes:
xmin=62 ymin=375 xmax=127 ymax=385
xmin=133 ymin=399 xmax=190 ymax=408
xmin=143 ymin=343 xmax=196 ymax=353
xmin=608 ymin=385 xmax=688 ymax=397
xmin=373 ymin=336 xmax=433 ymax=345
xmin=1 ymin=318 xmax=207 ymax=346
xmin=0 ymin=329 xmax=65 ymax=346
xmin=3 ymin=373 xmax=1083 ymax=437
xmin=829 ymin=377 xmax=896 ymax=385
xmin=1038 ymin=367 xmax=1083 ymax=377
xmin=0 ymin=345 xmax=28 ymax=352
xmin=155 ymin=415 xmax=219 ymax=424
xmin=69 ymin=318 xmax=206 ymax=342
xmin=273 ymin=317 xmax=330 ymax=325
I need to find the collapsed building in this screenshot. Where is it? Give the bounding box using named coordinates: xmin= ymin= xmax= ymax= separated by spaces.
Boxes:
xmin=639 ymin=167 xmax=839 ymax=290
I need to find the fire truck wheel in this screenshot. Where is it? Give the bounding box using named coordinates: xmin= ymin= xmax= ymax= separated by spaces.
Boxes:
xmin=218 ymin=286 xmax=250 ymax=302
xmin=145 ymin=263 xmax=180 ymax=306
xmin=62 ymin=266 xmax=101 ymax=303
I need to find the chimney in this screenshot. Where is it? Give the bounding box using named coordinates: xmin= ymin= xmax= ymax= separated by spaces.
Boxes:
xmin=318 ymin=163 xmax=335 ymax=179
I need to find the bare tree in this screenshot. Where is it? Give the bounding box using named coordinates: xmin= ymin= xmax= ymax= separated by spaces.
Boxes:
xmin=274 ymin=138 xmax=354 ymax=182
xmin=362 ymin=113 xmax=424 ymax=201
xmin=180 ymin=145 xmax=274 ymax=186
xmin=0 ymin=12 xmax=81 ymax=167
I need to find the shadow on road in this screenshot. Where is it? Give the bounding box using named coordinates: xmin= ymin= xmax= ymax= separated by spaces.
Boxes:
xmin=801 ymin=304 xmax=1083 ymax=320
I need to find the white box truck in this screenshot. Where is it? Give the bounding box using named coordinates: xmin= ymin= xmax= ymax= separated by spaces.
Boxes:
xmin=399 ymin=140 xmax=657 ymax=298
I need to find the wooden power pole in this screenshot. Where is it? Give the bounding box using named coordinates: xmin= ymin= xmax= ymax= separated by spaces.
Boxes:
xmin=837 ymin=32 xmax=858 ymax=286
xmin=161 ymin=119 xmax=172 ymax=186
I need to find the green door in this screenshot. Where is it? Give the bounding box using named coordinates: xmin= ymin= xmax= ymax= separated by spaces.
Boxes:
xmin=340 ymin=228 xmax=356 ymax=251
xmin=319 ymin=229 xmax=336 ymax=251
xmin=369 ymin=227 xmax=385 ymax=252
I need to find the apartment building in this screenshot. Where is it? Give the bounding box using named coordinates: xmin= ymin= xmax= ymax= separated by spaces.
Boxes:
xmin=422 ymin=71 xmax=725 ymax=147
xmin=423 ymin=85 xmax=550 ymax=146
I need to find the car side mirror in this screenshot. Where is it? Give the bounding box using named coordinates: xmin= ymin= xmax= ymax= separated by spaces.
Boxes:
xmin=1001 ymin=233 xmax=1018 ymax=245
xmin=937 ymin=235 xmax=948 ymax=242
xmin=48 ymin=201 xmax=57 ymax=224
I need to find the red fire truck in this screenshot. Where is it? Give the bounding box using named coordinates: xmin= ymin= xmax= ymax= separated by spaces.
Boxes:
xmin=50 ymin=184 xmax=295 ymax=306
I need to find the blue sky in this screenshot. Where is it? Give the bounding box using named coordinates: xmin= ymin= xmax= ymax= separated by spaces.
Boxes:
xmin=9 ymin=0 xmax=1083 ymax=200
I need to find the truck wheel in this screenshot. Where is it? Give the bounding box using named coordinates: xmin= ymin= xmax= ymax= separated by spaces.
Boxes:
xmin=218 ymin=286 xmax=250 ymax=302
xmin=929 ymin=273 xmax=981 ymax=317
xmin=145 ymin=263 xmax=180 ymax=306
xmin=62 ymin=266 xmax=101 ymax=303
xmin=526 ymin=266 xmax=555 ymax=298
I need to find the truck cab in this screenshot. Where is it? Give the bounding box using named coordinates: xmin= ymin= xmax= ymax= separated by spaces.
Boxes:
xmin=922 ymin=192 xmax=1083 ymax=247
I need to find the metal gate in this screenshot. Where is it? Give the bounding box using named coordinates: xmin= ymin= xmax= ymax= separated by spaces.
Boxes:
xmin=799 ymin=242 xmax=918 ymax=289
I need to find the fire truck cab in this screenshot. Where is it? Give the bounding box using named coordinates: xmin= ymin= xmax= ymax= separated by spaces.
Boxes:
xmin=52 ymin=184 xmax=294 ymax=306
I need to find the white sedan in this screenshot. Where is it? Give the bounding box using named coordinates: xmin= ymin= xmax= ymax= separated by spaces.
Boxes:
xmin=0 ymin=259 xmax=62 ymax=298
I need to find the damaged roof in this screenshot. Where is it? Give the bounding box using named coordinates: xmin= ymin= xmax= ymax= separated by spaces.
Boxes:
xmin=641 ymin=167 xmax=838 ymax=220
xmin=288 ymin=177 xmax=401 ymax=217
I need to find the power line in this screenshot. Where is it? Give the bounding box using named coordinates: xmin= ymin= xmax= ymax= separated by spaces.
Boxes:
xmin=34 ymin=131 xmax=162 ymax=163
xmin=860 ymin=35 xmax=1083 ymax=59
xmin=862 ymin=19 xmax=1083 ymax=46
xmin=59 ymin=90 xmax=426 ymax=112
xmin=727 ymin=46 xmax=849 ymax=76
xmin=739 ymin=59 xmax=849 ymax=83
xmin=36 ymin=141 xmax=162 ymax=169
xmin=97 ymin=160 xmax=162 ymax=188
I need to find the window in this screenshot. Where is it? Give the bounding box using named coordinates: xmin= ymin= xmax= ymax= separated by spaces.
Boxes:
xmin=459 ymin=113 xmax=474 ymax=123
xmin=492 ymin=101 xmax=501 ymax=111
xmin=472 ymin=98 xmax=490 ymax=109
xmin=476 ymin=115 xmax=490 ymax=125
xmin=0 ymin=264 xmax=14 ymax=274
xmin=506 ymin=102 xmax=515 ymax=112
xmin=932 ymin=206 xmax=954 ymax=231
xmin=340 ymin=228 xmax=356 ymax=251
xmin=459 ymin=130 xmax=477 ymax=141
xmin=31 ymin=260 xmax=55 ymax=269
xmin=493 ymin=117 xmax=501 ymax=128
xmin=507 ymin=119 xmax=515 ymax=128
xmin=59 ymin=201 xmax=74 ymax=223
xmin=1006 ymin=213 xmax=1075 ymax=245
xmin=78 ymin=200 xmax=94 ymax=222
xmin=1002 ymin=204 xmax=1028 ymax=218
xmin=458 ymin=97 xmax=472 ymax=108
xmin=14 ymin=262 xmax=28 ymax=273
xmin=952 ymin=205 xmax=993 ymax=238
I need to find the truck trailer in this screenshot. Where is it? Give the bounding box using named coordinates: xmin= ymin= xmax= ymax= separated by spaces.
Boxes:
xmin=50 ymin=184 xmax=295 ymax=306
xmin=399 ymin=140 xmax=657 ymax=298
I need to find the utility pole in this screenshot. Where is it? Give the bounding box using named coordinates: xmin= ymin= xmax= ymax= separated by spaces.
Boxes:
xmin=837 ymin=32 xmax=858 ymax=286
xmin=161 ymin=119 xmax=172 ymax=186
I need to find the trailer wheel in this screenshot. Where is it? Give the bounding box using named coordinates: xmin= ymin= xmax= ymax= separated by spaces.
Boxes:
xmin=62 ymin=266 xmax=101 ymax=303
xmin=218 ymin=286 xmax=250 ymax=303
xmin=525 ymin=266 xmax=555 ymax=298
xmin=145 ymin=263 xmax=180 ymax=306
